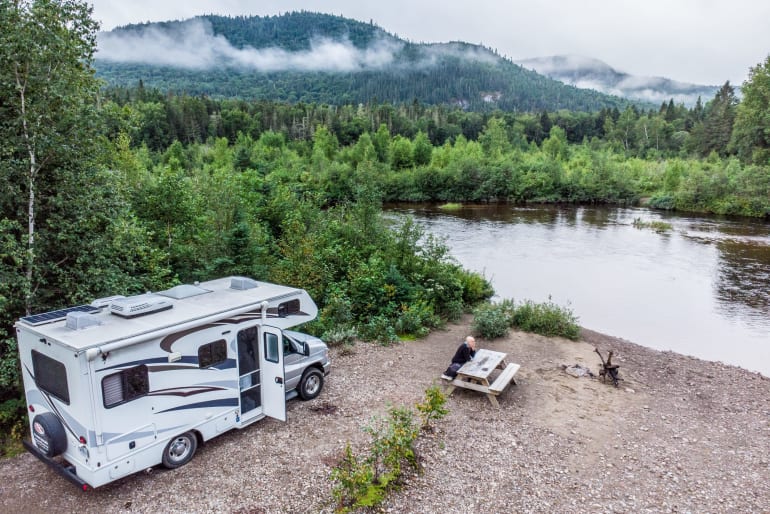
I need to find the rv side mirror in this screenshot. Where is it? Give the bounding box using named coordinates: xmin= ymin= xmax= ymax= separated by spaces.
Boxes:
xmin=303 ymin=342 xmax=310 ymax=357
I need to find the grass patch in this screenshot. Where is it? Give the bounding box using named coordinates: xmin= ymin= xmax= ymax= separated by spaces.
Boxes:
xmin=437 ymin=202 xmax=462 ymax=211
xmin=632 ymin=217 xmax=673 ymax=232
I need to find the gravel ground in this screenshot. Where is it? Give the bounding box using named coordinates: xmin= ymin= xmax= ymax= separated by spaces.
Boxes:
xmin=1 ymin=317 xmax=769 ymax=513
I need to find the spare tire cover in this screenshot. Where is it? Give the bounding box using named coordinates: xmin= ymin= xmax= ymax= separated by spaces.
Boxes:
xmin=31 ymin=412 xmax=67 ymax=458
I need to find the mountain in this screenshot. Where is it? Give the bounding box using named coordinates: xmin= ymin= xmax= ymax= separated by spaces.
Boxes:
xmin=516 ymin=55 xmax=718 ymax=107
xmin=95 ymin=12 xmax=636 ymax=112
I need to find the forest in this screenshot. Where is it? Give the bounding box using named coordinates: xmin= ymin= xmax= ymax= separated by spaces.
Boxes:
xmin=1 ymin=0 xmax=769 ymax=447
xmin=95 ymin=13 xmax=634 ymax=112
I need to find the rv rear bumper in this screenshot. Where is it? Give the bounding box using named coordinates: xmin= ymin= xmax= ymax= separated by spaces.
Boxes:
xmin=23 ymin=440 xmax=90 ymax=490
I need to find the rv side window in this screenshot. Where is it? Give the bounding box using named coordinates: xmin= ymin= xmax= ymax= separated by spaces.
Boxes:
xmin=198 ymin=339 xmax=227 ymax=368
xmin=31 ymin=350 xmax=70 ymax=405
xmin=264 ymin=332 xmax=280 ymax=363
xmin=102 ymin=365 xmax=149 ymax=408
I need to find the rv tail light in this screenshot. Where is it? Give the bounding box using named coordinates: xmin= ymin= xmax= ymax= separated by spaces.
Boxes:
xmin=28 ymin=405 xmax=35 ymax=412
xmin=79 ymin=436 xmax=87 ymax=444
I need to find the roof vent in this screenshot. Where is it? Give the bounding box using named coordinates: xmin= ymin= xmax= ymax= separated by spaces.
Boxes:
xmin=66 ymin=311 xmax=103 ymax=330
xmin=91 ymin=295 xmax=126 ymax=309
xmin=109 ymin=294 xmax=173 ymax=318
xmin=230 ymin=277 xmax=258 ymax=290
xmin=157 ymin=284 xmax=211 ymax=300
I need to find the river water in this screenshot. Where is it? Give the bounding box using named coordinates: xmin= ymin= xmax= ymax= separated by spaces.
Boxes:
xmin=389 ymin=205 xmax=770 ymax=376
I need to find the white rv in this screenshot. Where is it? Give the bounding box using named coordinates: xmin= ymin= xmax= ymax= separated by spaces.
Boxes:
xmin=15 ymin=276 xmax=330 ymax=490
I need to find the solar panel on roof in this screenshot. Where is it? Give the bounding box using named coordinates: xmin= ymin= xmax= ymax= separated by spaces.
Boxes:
xmin=20 ymin=305 xmax=101 ymax=326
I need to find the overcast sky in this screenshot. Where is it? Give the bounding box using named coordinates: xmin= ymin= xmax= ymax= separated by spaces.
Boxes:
xmin=88 ymin=0 xmax=770 ymax=86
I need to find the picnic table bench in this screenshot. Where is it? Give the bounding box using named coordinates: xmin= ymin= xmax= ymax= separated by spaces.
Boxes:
xmin=442 ymin=349 xmax=520 ymax=408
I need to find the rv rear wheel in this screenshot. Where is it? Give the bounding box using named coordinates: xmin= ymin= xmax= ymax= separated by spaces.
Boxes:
xmin=299 ymin=368 xmax=324 ymax=400
xmin=161 ymin=431 xmax=197 ymax=469
xmin=31 ymin=412 xmax=67 ymax=458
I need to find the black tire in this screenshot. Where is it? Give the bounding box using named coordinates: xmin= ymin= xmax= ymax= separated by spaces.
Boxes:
xmin=298 ymin=368 xmax=324 ymax=400
xmin=161 ymin=431 xmax=197 ymax=469
xmin=31 ymin=412 xmax=67 ymax=458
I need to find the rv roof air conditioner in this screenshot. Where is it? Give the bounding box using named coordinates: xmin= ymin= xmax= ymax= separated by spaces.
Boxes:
xmin=109 ymin=294 xmax=173 ymax=318
xmin=230 ymin=277 xmax=258 ymax=290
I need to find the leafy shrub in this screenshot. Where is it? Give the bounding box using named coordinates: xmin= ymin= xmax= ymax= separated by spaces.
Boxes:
xmin=358 ymin=315 xmax=399 ymax=346
xmin=471 ymin=300 xmax=515 ymax=339
xmin=366 ymin=405 xmax=420 ymax=480
xmin=440 ymin=299 xmax=465 ymax=321
xmin=647 ymin=194 xmax=676 ymax=210
xmin=330 ymin=388 xmax=449 ymax=512
xmin=321 ymin=290 xmax=354 ymax=327
xmin=415 ymin=386 xmax=448 ymax=430
xmin=457 ymin=269 xmax=494 ymax=305
xmin=512 ymin=299 xmax=580 ymax=340
xmin=330 ymin=444 xmax=376 ymax=512
xmin=321 ymin=326 xmax=357 ymax=347
xmin=394 ymin=301 xmax=438 ymax=338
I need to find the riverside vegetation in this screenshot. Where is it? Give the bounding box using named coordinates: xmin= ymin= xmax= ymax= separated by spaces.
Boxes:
xmin=2 ymin=1 xmax=770 ymax=451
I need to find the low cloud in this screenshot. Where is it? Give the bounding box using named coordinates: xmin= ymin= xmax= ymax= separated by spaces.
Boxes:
xmin=97 ymin=18 xmax=403 ymax=71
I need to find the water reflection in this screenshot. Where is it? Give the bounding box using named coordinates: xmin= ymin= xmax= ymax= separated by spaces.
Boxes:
xmin=388 ymin=204 xmax=770 ymax=376
xmin=716 ymin=240 xmax=770 ymax=314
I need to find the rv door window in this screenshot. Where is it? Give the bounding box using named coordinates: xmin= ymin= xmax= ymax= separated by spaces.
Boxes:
xmin=198 ymin=339 xmax=227 ymax=368
xmin=264 ymin=332 xmax=280 ymax=363
xmin=102 ymin=365 xmax=149 ymax=408
xmin=31 ymin=350 xmax=70 ymax=404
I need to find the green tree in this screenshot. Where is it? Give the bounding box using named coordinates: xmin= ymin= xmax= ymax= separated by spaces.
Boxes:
xmin=390 ymin=135 xmax=414 ymax=169
xmin=731 ymin=55 xmax=770 ymax=163
xmin=541 ymin=126 xmax=569 ymax=161
xmin=372 ymin=123 xmax=392 ymax=163
xmin=701 ymin=82 xmax=737 ymax=157
xmin=412 ymin=131 xmax=432 ymax=166
xmin=0 ymin=0 xmax=101 ymax=313
xmin=479 ymin=117 xmax=511 ymax=159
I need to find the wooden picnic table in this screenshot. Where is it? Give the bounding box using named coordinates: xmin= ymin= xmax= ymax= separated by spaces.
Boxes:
xmin=443 ymin=348 xmax=520 ymax=408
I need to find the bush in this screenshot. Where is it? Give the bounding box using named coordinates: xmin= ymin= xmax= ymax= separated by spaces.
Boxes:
xmin=321 ymin=326 xmax=357 ymax=347
xmin=394 ymin=301 xmax=438 ymax=338
xmin=440 ymin=299 xmax=465 ymax=322
xmin=457 ymin=269 xmax=494 ymax=306
xmin=415 ymin=386 xmax=448 ymax=430
xmin=471 ymin=300 xmax=515 ymax=339
xmin=511 ymin=299 xmax=580 ymax=340
xmin=358 ymin=315 xmax=399 ymax=346
xmin=330 ymin=388 xmax=449 ymax=512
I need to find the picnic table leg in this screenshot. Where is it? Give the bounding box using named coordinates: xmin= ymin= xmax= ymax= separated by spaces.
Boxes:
xmin=486 ymin=393 xmax=500 ymax=408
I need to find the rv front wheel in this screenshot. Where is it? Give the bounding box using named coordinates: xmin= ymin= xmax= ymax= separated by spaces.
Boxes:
xmin=299 ymin=368 xmax=324 ymax=400
xmin=162 ymin=432 xmax=197 ymax=469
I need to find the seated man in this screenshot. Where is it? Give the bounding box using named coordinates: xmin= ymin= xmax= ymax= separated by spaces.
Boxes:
xmin=442 ymin=336 xmax=477 ymax=379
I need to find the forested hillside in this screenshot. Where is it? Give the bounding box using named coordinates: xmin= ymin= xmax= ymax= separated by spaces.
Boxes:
xmin=95 ymin=12 xmax=634 ymax=112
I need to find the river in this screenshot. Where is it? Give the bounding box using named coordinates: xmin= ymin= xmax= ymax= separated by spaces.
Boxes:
xmin=388 ymin=204 xmax=770 ymax=376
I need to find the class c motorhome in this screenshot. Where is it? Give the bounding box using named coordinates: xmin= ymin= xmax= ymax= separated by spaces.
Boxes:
xmin=15 ymin=276 xmax=330 ymax=490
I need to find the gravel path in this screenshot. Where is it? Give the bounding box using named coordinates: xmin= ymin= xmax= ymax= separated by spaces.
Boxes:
xmin=1 ymin=317 xmax=768 ymax=513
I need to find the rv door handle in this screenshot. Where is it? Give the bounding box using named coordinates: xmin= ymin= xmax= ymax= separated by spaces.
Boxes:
xmin=275 ymin=377 xmax=283 ymax=385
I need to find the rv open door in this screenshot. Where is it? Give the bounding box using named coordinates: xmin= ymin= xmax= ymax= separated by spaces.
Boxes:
xmin=260 ymin=325 xmax=286 ymax=422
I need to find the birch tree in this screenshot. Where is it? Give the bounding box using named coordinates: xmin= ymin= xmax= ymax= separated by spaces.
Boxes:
xmin=0 ymin=0 xmax=99 ymax=314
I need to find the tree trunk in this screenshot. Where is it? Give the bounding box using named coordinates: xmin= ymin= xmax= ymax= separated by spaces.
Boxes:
xmin=15 ymin=63 xmax=36 ymax=315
